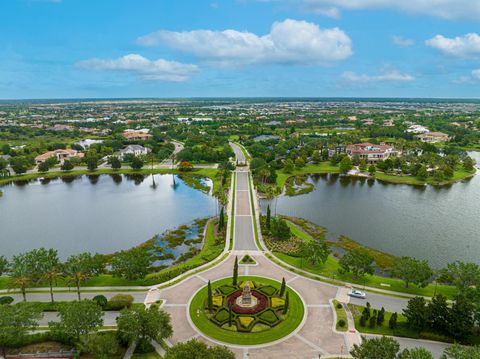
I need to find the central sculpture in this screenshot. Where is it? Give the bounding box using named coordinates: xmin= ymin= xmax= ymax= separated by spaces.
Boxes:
xmin=241 ymin=282 xmax=252 ymax=305
xmin=235 ymin=282 xmax=258 ymax=308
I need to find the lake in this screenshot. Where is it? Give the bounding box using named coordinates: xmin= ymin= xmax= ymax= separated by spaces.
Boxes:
xmin=261 ymin=152 xmax=480 ymax=268
xmin=0 ymin=174 xmax=216 ymax=258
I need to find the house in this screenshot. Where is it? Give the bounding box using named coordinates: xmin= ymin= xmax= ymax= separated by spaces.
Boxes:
xmin=35 ymin=149 xmax=84 ymax=164
xmin=416 ymin=132 xmax=450 ymax=143
xmin=75 ymin=139 xmax=104 ymax=149
xmin=118 ymin=145 xmax=151 ymax=160
xmin=346 ymin=143 xmax=396 ymax=164
xmin=122 ymin=129 xmax=152 ymax=141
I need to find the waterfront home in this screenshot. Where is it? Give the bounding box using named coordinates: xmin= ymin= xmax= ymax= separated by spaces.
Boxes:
xmin=35 ymin=149 xmax=84 ymax=164
xmin=406 ymin=124 xmax=429 ymax=134
xmin=118 ymin=145 xmax=151 ymax=159
xmin=416 ymin=132 xmax=450 ymax=143
xmin=346 ymin=143 xmax=396 ymax=164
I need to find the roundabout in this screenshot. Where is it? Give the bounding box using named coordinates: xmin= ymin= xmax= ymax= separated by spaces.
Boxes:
xmin=188 ymin=276 xmax=306 ymax=346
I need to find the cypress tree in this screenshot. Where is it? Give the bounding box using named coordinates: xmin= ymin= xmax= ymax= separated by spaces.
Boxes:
xmin=266 ymin=205 xmax=271 ymax=230
xmin=360 ymin=313 xmax=367 ymax=327
xmin=280 ymin=277 xmax=286 ymax=297
xmin=362 ymin=306 xmax=371 ymax=320
xmin=228 ymin=304 xmax=233 ymax=327
xmin=389 ymin=312 xmax=398 ymax=329
xmin=369 ymin=315 xmax=376 ymax=328
xmin=219 ymin=207 xmax=225 ymax=230
xmin=207 ymin=280 xmax=213 ymax=312
xmin=283 ymin=291 xmax=289 ymax=314
xmin=233 ymin=256 xmax=238 ymax=286
xmin=377 ymin=307 xmax=385 ymax=326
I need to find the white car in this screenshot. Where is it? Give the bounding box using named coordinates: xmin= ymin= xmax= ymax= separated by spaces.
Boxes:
xmin=348 ymin=289 xmax=366 ymax=299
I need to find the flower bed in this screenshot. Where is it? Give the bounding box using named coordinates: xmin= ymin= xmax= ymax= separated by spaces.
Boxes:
xmin=226 ymin=290 xmax=268 ymax=314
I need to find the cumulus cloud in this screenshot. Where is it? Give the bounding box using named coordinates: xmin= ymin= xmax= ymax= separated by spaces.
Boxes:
xmin=426 ymin=33 xmax=480 ymax=59
xmin=137 ymin=19 xmax=352 ymax=67
xmin=302 ymin=0 xmax=480 ymax=20
xmin=473 ymin=69 xmax=480 ymax=80
xmin=342 ymin=69 xmax=415 ymax=82
xmin=76 ymin=54 xmax=198 ymax=82
xmin=392 ymin=35 xmax=414 ymax=47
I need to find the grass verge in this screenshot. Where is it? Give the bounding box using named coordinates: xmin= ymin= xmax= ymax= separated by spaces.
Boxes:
xmin=333 ymin=299 xmax=348 ymax=332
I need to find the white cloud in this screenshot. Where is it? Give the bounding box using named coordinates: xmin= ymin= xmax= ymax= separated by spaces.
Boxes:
xmin=76 ymin=54 xmax=198 ymax=82
xmin=473 ymin=69 xmax=480 ymax=80
xmin=342 ymin=69 xmax=415 ymax=82
xmin=426 ymin=33 xmax=480 ymax=59
xmin=392 ymin=35 xmax=414 ymax=47
xmin=137 ymin=19 xmax=352 ymax=67
xmin=302 ymin=0 xmax=480 ymax=20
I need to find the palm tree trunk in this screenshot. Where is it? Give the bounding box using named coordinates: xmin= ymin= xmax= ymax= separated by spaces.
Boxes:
xmin=50 ymin=277 xmax=54 ymax=303
xmin=22 ymin=286 xmax=26 ymax=302
xmin=76 ymin=280 xmax=81 ymax=300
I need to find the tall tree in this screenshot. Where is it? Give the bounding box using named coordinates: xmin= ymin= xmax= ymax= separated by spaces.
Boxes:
xmin=117 ymin=306 xmax=172 ymax=350
xmin=280 ymin=277 xmax=286 ymax=297
xmin=79 ymin=333 xmax=120 ymax=359
xmin=218 ymin=207 xmax=225 ymax=230
xmin=111 ymin=247 xmax=152 ymax=281
xmin=339 ymin=156 xmax=353 ymax=173
xmin=283 ymin=291 xmax=289 ymax=314
xmin=392 ymin=257 xmax=433 ymax=288
xmin=339 ymin=249 xmax=375 ymax=279
xmin=266 ymin=205 xmax=271 ymax=230
xmin=298 ymin=240 xmax=331 ymax=266
xmin=64 ymin=252 xmax=97 ymax=300
xmin=438 ymin=261 xmax=480 ymax=293
xmin=10 ymin=251 xmax=37 ymax=301
xmin=35 ymin=248 xmax=62 ymax=303
xmin=403 ymin=297 xmax=429 ymax=331
xmin=232 ymin=257 xmax=238 ymax=286
xmin=0 ymin=303 xmax=42 ymax=357
xmin=49 ymin=300 xmax=103 ymax=342
xmin=427 ymin=295 xmax=449 ymax=333
xmin=207 ymin=280 xmax=213 ymax=312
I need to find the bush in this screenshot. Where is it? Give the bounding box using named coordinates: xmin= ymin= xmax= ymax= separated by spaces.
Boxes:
xmin=336 ymin=303 xmax=343 ymax=310
xmin=0 ymin=296 xmax=14 ymax=305
xmin=92 ymin=295 xmax=108 ymax=308
xmin=105 ymin=294 xmax=134 ymax=310
xmin=337 ymin=319 xmax=346 ymax=328
xmin=259 ymin=309 xmax=278 ymax=324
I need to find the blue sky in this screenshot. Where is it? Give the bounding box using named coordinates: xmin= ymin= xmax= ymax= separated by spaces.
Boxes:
xmin=1 ymin=0 xmax=480 ymax=99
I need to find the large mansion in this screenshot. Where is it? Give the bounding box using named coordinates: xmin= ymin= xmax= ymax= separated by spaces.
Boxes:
xmin=346 ymin=143 xmax=397 ymax=164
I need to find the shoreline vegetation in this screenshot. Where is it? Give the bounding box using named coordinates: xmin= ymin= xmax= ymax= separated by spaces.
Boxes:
xmin=265 ymin=216 xmax=458 ymax=299
xmin=273 ymin=161 xmax=476 ymax=197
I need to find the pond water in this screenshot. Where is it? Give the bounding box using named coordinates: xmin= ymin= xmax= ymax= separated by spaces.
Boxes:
xmin=261 ymin=152 xmax=480 ymax=268
xmin=0 ymin=174 xmax=216 ymax=258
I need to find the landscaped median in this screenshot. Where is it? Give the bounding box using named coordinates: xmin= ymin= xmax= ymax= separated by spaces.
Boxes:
xmin=189 ymin=276 xmax=305 ymax=345
xmin=333 ymin=300 xmax=348 ymax=332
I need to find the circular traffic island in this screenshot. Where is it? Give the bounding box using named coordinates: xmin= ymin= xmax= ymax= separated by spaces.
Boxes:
xmin=189 ymin=276 xmax=305 ymax=346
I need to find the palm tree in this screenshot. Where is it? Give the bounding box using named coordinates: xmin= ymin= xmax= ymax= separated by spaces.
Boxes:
xmin=32 ymin=248 xmax=63 ymax=303
xmin=64 ymin=253 xmax=95 ymax=300
xmin=10 ymin=252 xmax=36 ymax=301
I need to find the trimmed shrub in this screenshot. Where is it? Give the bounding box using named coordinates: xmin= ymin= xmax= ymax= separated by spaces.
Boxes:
xmin=259 ymin=309 xmax=278 ymax=325
xmin=337 ymin=319 xmax=346 ymax=328
xmin=238 ymin=316 xmax=255 ymax=328
xmin=0 ymin=296 xmax=14 ymax=305
xmin=258 ymin=285 xmax=277 ymax=296
xmin=271 ymin=297 xmax=285 ymax=308
xmin=212 ymin=295 xmax=223 ymax=307
xmin=105 ymin=294 xmax=134 ymax=310
xmin=214 ymin=308 xmax=230 ymax=324
xmin=336 ymin=303 xmax=343 ymax=310
xmin=217 ymin=285 xmax=237 ymax=296
xmin=92 ymin=295 xmax=108 ymax=308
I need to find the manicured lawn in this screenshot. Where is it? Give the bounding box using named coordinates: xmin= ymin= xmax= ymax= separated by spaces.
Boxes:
xmin=131 ymin=352 xmax=162 ymax=359
xmin=286 ymin=221 xmax=313 ymax=242
xmin=333 ymin=300 xmax=348 ymax=332
xmin=189 ymin=276 xmax=305 ymax=345
xmin=348 ymin=303 xmax=419 ymax=338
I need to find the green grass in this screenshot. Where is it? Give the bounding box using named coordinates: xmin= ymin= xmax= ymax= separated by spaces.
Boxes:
xmin=248 ymin=173 xmax=261 ymax=250
xmin=348 ymin=303 xmax=418 ymax=338
xmin=333 ymin=300 xmax=348 ymax=332
xmin=276 ymin=162 xmax=340 ymax=189
xmin=286 ymin=221 xmax=313 ymax=242
xmin=375 ymin=168 xmax=476 ymax=186
xmin=189 ymin=276 xmax=304 ymax=345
